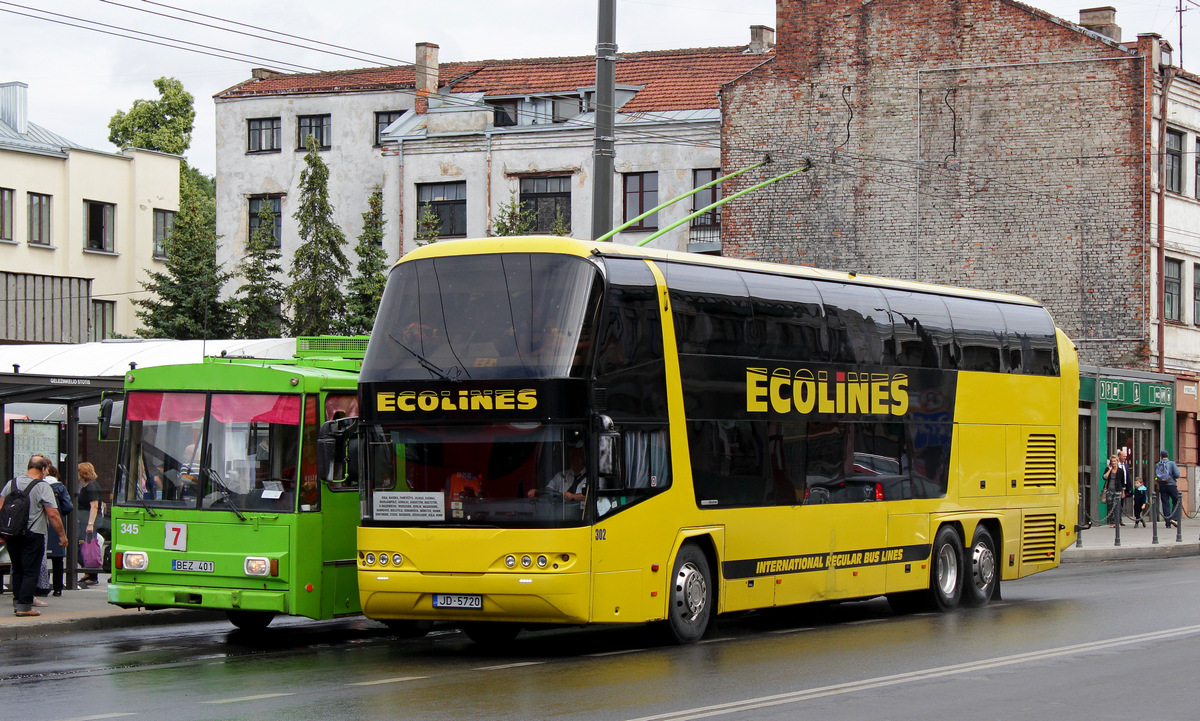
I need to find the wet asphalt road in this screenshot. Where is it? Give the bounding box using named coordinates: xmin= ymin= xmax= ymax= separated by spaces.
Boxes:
xmin=5 ymin=556 xmax=1198 ymax=721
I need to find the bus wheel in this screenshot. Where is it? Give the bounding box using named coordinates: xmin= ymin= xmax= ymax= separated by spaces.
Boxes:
xmin=461 ymin=622 xmax=521 ymax=645
xmin=666 ymin=543 xmax=713 ymax=644
xmin=962 ymin=525 xmax=998 ymax=607
xmin=929 ymin=525 xmax=964 ymax=612
xmin=383 ymin=620 xmax=433 ymax=638
xmin=226 ymin=610 xmax=275 ymax=631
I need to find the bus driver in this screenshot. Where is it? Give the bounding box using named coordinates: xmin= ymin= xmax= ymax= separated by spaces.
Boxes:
xmin=528 ymin=444 xmax=588 ymax=501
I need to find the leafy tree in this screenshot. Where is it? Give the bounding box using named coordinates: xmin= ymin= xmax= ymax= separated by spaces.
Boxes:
xmin=287 ymin=135 xmax=350 ymax=336
xmin=108 ymin=77 xmax=195 ymax=156
xmin=132 ymin=168 xmax=236 ymax=338
xmin=344 ymin=188 xmax=389 ymax=335
xmin=490 ymin=190 xmax=536 ymax=236
xmin=232 ymin=202 xmax=287 ymax=338
xmin=414 ymin=201 xmax=440 ymax=246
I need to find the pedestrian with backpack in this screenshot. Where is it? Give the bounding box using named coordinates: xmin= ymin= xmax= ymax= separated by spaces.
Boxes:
xmin=1156 ymin=450 xmax=1182 ymax=528
xmin=0 ymin=456 xmax=68 ymax=616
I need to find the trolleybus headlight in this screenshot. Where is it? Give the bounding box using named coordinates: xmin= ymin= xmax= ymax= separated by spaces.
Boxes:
xmin=244 ymin=557 xmax=270 ymax=576
xmin=505 ymin=555 xmax=516 ymax=568
xmin=521 ymin=555 xmax=532 ymax=568
xmin=123 ymin=551 xmax=148 ymax=571
xmin=537 ymin=555 xmax=548 ymax=568
xmin=392 ymin=554 xmax=403 ymax=566
xmin=379 ymin=553 xmax=389 ymax=566
xmin=365 ymin=553 xmax=376 ymax=565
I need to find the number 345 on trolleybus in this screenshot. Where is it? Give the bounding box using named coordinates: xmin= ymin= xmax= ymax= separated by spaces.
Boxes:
xmin=106 ymin=337 xmax=367 ymax=630
xmin=333 ymin=237 xmax=1079 ymax=644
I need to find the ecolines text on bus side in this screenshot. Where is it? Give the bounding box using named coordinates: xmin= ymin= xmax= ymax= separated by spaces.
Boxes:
xmin=745 ymin=367 xmax=909 ymax=416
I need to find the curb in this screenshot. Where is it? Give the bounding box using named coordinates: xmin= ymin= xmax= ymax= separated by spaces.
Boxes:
xmin=1061 ymin=542 xmax=1200 ymax=563
xmin=0 ymin=608 xmax=227 ymax=642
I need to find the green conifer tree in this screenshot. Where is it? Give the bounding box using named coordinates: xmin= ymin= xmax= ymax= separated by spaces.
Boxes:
xmin=233 ymin=201 xmax=286 ymax=338
xmin=414 ymin=201 xmax=441 ymax=246
xmin=287 ymin=135 xmax=350 ymax=336
xmin=490 ymin=190 xmax=536 ymax=236
xmin=344 ymin=188 xmax=389 ymax=335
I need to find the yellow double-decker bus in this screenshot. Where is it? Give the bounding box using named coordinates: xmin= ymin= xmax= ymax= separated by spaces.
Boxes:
xmin=347 ymin=237 xmax=1078 ymax=644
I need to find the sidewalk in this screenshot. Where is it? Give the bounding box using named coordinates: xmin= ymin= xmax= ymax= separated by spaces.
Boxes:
xmin=1062 ymin=514 xmax=1200 ymax=562
xmin=1 ymin=517 xmax=1196 ymax=641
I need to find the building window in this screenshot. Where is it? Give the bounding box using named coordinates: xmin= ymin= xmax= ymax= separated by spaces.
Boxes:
xmin=416 ymin=182 xmax=467 ymax=238
xmin=91 ymin=300 xmax=115 ymax=342
xmin=375 ymin=111 xmax=403 ymax=145
xmin=0 ymin=187 xmax=12 ymax=241
xmin=623 ymin=172 xmax=658 ymax=230
xmin=1195 ymin=139 xmax=1200 ymax=200
xmin=1166 ymin=129 xmax=1184 ymax=194
xmin=249 ymin=196 xmax=283 ymax=248
xmin=1165 ymin=257 xmax=1183 ymax=322
xmin=1194 ymin=264 xmax=1200 ymax=325
xmin=519 ymin=176 xmax=571 ymax=234
xmin=247 ymin=117 xmax=281 ymax=152
xmin=297 ymin=114 xmax=331 ymax=149
xmin=491 ymin=100 xmax=518 ymax=127
xmin=28 ymin=192 xmax=51 ymax=245
xmin=691 ymin=168 xmax=721 ymax=244
xmin=153 ymin=209 xmax=175 ymax=259
xmin=85 ymin=200 xmax=116 ymax=252
xmin=551 ymin=96 xmax=581 ymax=123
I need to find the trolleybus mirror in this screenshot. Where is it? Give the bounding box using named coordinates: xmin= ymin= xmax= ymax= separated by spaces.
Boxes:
xmin=317 ymin=416 xmax=358 ymax=482
xmin=98 ymin=396 xmax=115 ymax=441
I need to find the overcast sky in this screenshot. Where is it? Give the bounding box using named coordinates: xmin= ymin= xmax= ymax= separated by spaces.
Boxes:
xmin=4 ymin=0 xmax=1195 ymax=177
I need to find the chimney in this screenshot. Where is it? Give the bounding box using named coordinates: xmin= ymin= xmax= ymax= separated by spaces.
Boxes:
xmin=415 ymin=42 xmax=440 ymax=115
xmin=1079 ymin=6 xmax=1121 ymax=43
xmin=0 ymin=81 xmax=29 ymax=135
xmin=251 ymin=68 xmax=286 ymax=80
xmin=748 ymin=25 xmax=776 ymax=54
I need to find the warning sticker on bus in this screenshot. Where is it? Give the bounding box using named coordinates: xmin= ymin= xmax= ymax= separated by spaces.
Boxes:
xmin=374 ymin=492 xmax=445 ymax=521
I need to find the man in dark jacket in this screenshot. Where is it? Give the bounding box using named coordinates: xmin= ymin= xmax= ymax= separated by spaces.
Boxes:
xmin=1156 ymin=450 xmax=1182 ymax=528
xmin=0 ymin=456 xmax=68 ymax=616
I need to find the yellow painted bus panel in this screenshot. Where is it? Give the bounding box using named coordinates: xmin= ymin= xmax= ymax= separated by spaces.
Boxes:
xmin=955 ymin=373 xmax=1062 ymax=426
xmin=885 ymin=513 xmax=931 ymax=593
xmin=956 ymin=425 xmax=1007 ymax=498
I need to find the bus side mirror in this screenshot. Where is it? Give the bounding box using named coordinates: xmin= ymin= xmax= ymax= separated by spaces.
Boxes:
xmin=318 ymin=416 xmax=358 ymax=482
xmin=98 ymin=398 xmax=114 ymax=441
xmin=597 ymin=432 xmax=623 ymax=490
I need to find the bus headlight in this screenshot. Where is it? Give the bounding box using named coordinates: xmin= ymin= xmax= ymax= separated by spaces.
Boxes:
xmin=505 ymin=555 xmax=516 ymax=568
xmin=379 ymin=554 xmax=389 ymax=566
xmin=537 ymin=555 xmax=548 ymax=568
xmin=244 ymin=557 xmax=271 ymax=576
xmin=392 ymin=554 xmax=403 ymax=566
xmin=123 ymin=551 xmax=148 ymax=571
xmin=521 ymin=555 xmax=532 ymax=568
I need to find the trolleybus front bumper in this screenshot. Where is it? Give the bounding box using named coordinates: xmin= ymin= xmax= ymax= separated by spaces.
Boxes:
xmin=108 ymin=581 xmax=289 ymax=614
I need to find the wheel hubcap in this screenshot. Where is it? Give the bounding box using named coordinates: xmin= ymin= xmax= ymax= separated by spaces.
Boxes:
xmin=936 ymin=544 xmax=958 ymax=596
xmin=971 ymin=543 xmax=995 ymax=592
xmin=676 ymin=562 xmax=707 ymax=620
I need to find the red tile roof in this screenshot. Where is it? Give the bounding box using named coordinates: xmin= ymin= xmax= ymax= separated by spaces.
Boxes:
xmin=216 ymin=47 xmax=772 ymax=113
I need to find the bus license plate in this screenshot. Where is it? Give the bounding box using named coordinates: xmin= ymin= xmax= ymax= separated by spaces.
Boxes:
xmin=432 ymin=594 xmax=482 ymax=609
xmin=172 ymin=560 xmax=214 ymax=573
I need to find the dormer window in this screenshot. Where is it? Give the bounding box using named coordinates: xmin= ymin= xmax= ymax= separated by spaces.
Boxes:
xmin=1162 ymin=45 xmax=1173 ymax=67
xmin=552 ymin=97 xmax=581 ymax=123
xmin=492 ymin=100 xmax=518 ymax=127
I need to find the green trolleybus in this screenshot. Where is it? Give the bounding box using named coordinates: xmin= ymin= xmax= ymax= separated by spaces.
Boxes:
xmin=347 ymin=237 xmax=1078 ymax=644
xmin=109 ymin=337 xmax=367 ymax=630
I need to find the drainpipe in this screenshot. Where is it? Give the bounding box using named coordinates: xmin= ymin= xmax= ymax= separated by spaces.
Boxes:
xmin=1157 ymin=65 xmax=1176 ymax=373
xmin=485 ymin=133 xmax=493 ymax=237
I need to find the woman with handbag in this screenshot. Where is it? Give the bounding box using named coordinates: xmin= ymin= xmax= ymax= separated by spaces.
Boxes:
xmin=77 ymin=462 xmax=102 ymax=587
xmin=1101 ymin=454 xmax=1126 ymax=527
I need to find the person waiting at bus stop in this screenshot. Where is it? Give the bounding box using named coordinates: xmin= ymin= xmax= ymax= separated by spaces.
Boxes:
xmin=528 ymin=444 xmax=588 ymax=502
xmin=1156 ymin=450 xmax=1182 ymax=528
xmin=1102 ymin=453 xmax=1128 ymax=527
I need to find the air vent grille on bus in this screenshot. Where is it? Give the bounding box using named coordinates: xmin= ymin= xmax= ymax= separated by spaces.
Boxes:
xmin=1023 ymin=434 xmax=1057 ymax=488
xmin=296 ymin=335 xmax=369 ymax=359
xmin=1021 ymin=513 xmax=1058 ymax=565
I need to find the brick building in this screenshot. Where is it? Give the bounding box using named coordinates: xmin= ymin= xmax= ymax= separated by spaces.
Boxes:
xmin=720 ymin=2 xmax=1200 ymax=516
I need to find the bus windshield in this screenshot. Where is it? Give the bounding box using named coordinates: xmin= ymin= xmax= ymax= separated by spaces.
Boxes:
xmin=360 ymin=253 xmax=600 ymax=382
xmin=367 ymin=423 xmax=589 ymax=528
xmin=118 ymin=391 xmax=302 ymax=513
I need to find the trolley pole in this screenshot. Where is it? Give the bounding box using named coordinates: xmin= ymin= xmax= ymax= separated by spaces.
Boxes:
xmin=590 ymin=0 xmax=616 ymax=239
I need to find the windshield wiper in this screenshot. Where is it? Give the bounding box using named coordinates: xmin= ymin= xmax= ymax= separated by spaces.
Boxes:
xmin=204 ymin=468 xmax=246 ymax=522
xmin=388 ymin=333 xmax=462 ymax=382
xmin=121 ymin=464 xmax=158 ymax=517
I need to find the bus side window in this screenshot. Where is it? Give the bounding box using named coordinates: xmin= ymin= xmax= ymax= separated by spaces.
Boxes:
xmin=597 ymin=428 xmax=670 ymax=518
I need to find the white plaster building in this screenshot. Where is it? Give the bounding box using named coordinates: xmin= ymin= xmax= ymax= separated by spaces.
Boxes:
xmin=212 ymin=30 xmax=776 ymax=282
xmin=0 ymin=82 xmax=181 ymax=343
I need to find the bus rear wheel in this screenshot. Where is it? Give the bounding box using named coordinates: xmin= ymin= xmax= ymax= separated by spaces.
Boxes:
xmin=963 ymin=525 xmax=998 ymax=607
xmin=666 ymin=543 xmax=713 ymax=644
xmin=461 ymin=622 xmax=521 ymax=645
xmin=928 ymin=525 xmax=964 ymax=611
xmin=226 ymin=610 xmax=275 ymax=631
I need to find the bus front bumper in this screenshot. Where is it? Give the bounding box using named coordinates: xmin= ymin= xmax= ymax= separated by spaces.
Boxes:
xmin=108 ymin=581 xmax=290 ymax=614
xmin=359 ymin=570 xmax=591 ymax=625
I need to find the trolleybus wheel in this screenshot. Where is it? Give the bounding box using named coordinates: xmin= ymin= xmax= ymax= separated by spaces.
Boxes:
xmin=383 ymin=619 xmax=433 ymax=638
xmin=226 ymin=610 xmax=275 ymax=631
xmin=962 ymin=525 xmax=998 ymax=607
xmin=461 ymin=622 xmax=521 ymax=645
xmin=666 ymin=543 xmax=713 ymax=644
